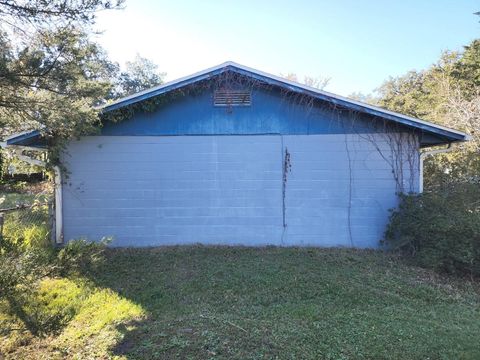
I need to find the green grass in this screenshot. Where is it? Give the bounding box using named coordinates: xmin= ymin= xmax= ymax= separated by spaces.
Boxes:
xmin=0 ymin=189 xmax=50 ymax=209
xmin=1 ymin=246 xmax=480 ymax=359
xmin=0 ymin=189 xmax=52 ymax=248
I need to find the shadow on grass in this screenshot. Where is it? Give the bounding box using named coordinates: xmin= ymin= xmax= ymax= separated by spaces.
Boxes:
xmin=77 ymin=246 xmax=480 ymax=360
xmin=3 ymin=295 xmax=73 ymax=337
xmin=79 ymin=245 xmax=310 ymax=358
xmin=1 ymin=274 xmax=144 ymax=358
xmin=3 ymin=245 xmax=480 ymax=359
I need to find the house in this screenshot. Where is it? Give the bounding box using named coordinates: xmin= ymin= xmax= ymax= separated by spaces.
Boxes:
xmin=3 ymin=62 xmax=469 ymax=247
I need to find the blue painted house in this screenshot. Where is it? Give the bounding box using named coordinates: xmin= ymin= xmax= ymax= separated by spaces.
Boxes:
xmin=4 ymin=62 xmax=469 ymax=247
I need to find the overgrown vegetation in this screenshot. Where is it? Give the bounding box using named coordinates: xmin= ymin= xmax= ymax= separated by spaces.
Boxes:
xmin=378 ymin=39 xmax=480 ymax=275
xmin=1 ymin=246 xmax=479 ymax=359
xmin=385 ymin=185 xmax=480 ymax=277
xmin=0 ymin=276 xmax=144 ymax=358
xmin=376 ymin=41 xmax=479 ymax=188
xmin=0 ymin=0 xmax=164 ymax=168
xmin=0 ymin=1 xmax=164 ymax=340
xmin=0 ymin=237 xmax=109 ymax=336
xmin=0 ymin=182 xmax=52 ymax=250
xmin=0 ymin=181 xmax=110 ymax=337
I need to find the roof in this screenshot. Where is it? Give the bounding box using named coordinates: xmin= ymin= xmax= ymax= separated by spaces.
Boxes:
xmin=2 ymin=61 xmax=470 ymax=148
xmin=2 ymin=130 xmax=46 ymax=148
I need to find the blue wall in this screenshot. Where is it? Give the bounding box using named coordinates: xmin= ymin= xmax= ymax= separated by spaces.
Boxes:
xmin=101 ymin=88 xmax=378 ymax=136
xmin=61 ymin=87 xmax=420 ymax=248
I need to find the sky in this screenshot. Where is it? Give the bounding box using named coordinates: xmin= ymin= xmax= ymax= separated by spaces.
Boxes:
xmin=95 ymin=0 xmax=480 ymax=97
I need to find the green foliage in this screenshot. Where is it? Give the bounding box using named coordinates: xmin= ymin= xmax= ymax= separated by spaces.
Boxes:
xmin=377 ymin=70 xmax=432 ymax=119
xmin=377 ymin=40 xmax=480 ymax=190
xmin=0 ymin=188 xmax=52 ymax=252
xmin=452 ymin=39 xmax=480 ymax=98
xmin=348 ymin=91 xmax=379 ymax=105
xmin=424 ymin=149 xmax=480 ymax=191
xmin=385 ymin=186 xmax=480 ymax=276
xmin=0 ymin=1 xmax=166 ymax=167
xmin=112 ymin=54 xmax=165 ymax=98
xmin=378 ymin=39 xmax=480 ymax=278
xmin=0 ymin=1 xmax=124 ymax=25
xmin=54 ymin=283 xmax=144 ymax=356
xmin=1 ymin=205 xmax=51 ymax=251
xmin=0 ymin=1 xmax=124 ymax=166
xmin=0 ymin=238 xmax=109 ymax=336
xmin=0 ymin=277 xmax=144 ymax=356
xmin=0 ymin=28 xmax=115 ymax=162
xmin=0 ymin=246 xmax=55 ymax=298
xmin=0 ymin=150 xmax=44 ymax=180
xmin=0 ymin=181 xmax=110 ymax=337
xmin=56 ymin=237 xmax=112 ymax=276
xmin=0 ymin=180 xmax=47 ymax=194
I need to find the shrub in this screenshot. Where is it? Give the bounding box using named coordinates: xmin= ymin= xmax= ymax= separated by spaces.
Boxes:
xmin=385 ymin=184 xmax=480 ymax=277
xmin=56 ymin=237 xmax=111 ymax=276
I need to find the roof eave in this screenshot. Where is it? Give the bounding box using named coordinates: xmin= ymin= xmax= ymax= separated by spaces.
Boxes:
xmin=4 ymin=130 xmax=46 ymax=148
xmin=100 ymin=62 xmax=469 ymax=144
xmin=3 ymin=62 xmax=470 ymax=147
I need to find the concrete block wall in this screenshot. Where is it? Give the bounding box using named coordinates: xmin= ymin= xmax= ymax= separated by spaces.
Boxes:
xmin=62 ymin=134 xmax=418 ymax=247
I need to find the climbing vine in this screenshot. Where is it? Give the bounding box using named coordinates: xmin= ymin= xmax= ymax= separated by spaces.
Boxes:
xmin=350 ymin=113 xmax=420 ymax=194
xmin=282 ymin=146 xmax=292 ymax=228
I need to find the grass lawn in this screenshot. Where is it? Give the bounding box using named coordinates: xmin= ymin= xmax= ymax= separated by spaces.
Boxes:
xmin=1 ymin=246 xmax=480 ymax=359
xmin=0 ymin=188 xmax=52 ymax=248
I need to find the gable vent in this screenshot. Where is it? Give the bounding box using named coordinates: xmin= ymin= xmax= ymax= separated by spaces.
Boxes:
xmin=214 ymin=89 xmax=251 ymax=107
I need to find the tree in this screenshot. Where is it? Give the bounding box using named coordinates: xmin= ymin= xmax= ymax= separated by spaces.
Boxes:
xmin=112 ymin=55 xmax=165 ymax=98
xmin=281 ymin=72 xmax=330 ymax=90
xmin=0 ymin=0 xmax=123 ymax=157
xmin=348 ymin=92 xmax=379 ymax=105
xmin=0 ymin=1 xmax=122 ymax=24
xmin=376 ymin=41 xmax=480 ymax=190
xmin=0 ymin=29 xmax=114 ymax=137
xmin=381 ymin=39 xmax=480 ymax=276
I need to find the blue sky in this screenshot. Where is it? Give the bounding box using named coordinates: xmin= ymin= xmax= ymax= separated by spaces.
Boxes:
xmin=95 ymin=0 xmax=479 ymax=96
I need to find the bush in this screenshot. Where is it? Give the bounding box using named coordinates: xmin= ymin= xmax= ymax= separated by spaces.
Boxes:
xmin=56 ymin=237 xmax=111 ymax=276
xmin=385 ymin=184 xmax=480 ymax=277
